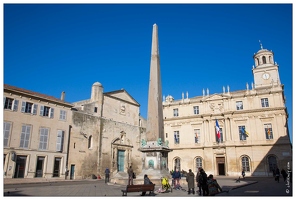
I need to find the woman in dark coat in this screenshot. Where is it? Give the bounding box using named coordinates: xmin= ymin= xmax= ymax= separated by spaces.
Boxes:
xmin=186 ymin=169 xmax=195 ymax=194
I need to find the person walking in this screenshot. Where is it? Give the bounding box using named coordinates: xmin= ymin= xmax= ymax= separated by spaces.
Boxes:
xmin=173 ymin=169 xmax=181 ymax=189
xmin=275 ymin=168 xmax=280 ymax=183
xmin=281 ymin=169 xmax=288 ymax=182
xmin=170 ymin=169 xmax=175 ymax=188
xmin=186 ymin=169 xmax=195 ymax=194
xmin=141 ymin=174 xmax=153 ymax=196
xmin=105 ymin=167 xmax=110 ymax=183
xmin=196 ymin=167 xmax=202 ymax=195
xmin=199 ymin=168 xmax=209 ymax=196
xmin=127 ymin=166 xmax=134 ymax=185
xmin=207 ymin=174 xmax=222 ymax=196
xmin=242 ymin=169 xmax=246 ymax=179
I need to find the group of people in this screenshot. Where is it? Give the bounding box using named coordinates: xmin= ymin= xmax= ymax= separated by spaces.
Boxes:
xmin=195 ymin=167 xmax=222 ymax=196
xmin=273 ymin=168 xmax=289 ymax=183
xmin=171 ymin=167 xmax=222 ymax=196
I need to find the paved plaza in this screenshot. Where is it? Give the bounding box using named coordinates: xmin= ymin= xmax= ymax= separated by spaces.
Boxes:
xmin=3 ymin=176 xmax=292 ymax=197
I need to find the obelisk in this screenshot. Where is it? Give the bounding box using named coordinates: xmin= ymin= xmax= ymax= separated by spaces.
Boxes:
xmin=146 ymin=23 xmax=164 ymax=142
xmin=138 ymin=24 xmax=172 ymax=180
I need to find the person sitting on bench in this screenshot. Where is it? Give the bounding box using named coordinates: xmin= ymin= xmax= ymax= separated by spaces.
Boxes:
xmin=141 ymin=174 xmax=153 ymax=196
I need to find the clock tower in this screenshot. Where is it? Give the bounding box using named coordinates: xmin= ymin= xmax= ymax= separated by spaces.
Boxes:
xmin=252 ymin=42 xmax=281 ymax=88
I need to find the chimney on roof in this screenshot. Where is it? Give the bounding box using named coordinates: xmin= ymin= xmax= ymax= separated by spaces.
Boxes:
xmin=61 ymin=91 xmax=65 ymax=101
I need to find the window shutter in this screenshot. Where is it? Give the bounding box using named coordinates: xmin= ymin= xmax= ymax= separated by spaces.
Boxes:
xmin=13 ymin=100 xmax=19 ymax=111
xmin=4 ymin=122 xmax=11 ymax=146
xmin=56 ymin=130 xmax=64 ymax=151
xmin=3 ymin=97 xmax=6 ymax=108
xmin=40 ymin=106 xmax=44 ymax=116
xmin=21 ymin=101 xmax=26 ymax=112
xmin=50 ymin=108 xmax=54 ymax=118
xmin=33 ymin=104 xmax=38 ymax=115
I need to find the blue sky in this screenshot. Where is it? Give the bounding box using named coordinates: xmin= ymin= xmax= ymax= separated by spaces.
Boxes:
xmin=3 ymin=3 xmax=293 ymax=143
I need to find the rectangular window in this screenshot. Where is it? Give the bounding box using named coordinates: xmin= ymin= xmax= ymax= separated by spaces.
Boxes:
xmin=94 ymin=107 xmax=98 ymax=113
xmin=238 ymin=126 xmax=246 ymax=141
xmin=56 ymin=130 xmax=64 ymax=152
xmin=173 ymin=109 xmax=179 ymax=117
xmin=3 ymin=121 xmax=11 ymax=147
xmin=261 ymin=98 xmax=269 ymax=107
xmin=21 ymin=101 xmax=38 ymax=114
xmin=194 ymin=129 xmax=200 ymax=143
xmin=4 ymin=97 xmax=19 ymax=111
xmin=40 ymin=106 xmax=54 ymax=118
xmin=174 ymin=131 xmax=180 ymax=144
xmin=59 ymin=110 xmax=67 ymax=121
xmin=20 ymin=124 xmax=31 ymax=148
xmin=39 ymin=127 xmax=49 ymax=150
xmin=264 ymin=123 xmax=273 ymax=140
xmin=236 ymin=101 xmax=243 ymax=110
xmin=193 ymin=106 xmax=199 ymax=115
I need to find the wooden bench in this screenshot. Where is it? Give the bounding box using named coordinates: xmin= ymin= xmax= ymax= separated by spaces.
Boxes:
xmin=121 ymin=184 xmax=155 ymax=196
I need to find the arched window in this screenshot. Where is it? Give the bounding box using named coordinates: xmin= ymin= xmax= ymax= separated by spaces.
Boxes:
xmin=268 ymin=155 xmax=277 ymax=172
xmin=88 ymin=135 xmax=92 ymax=149
xmin=262 ymin=56 xmax=266 ymax=64
xmin=269 ymin=56 xmax=272 ymax=63
xmin=241 ymin=156 xmax=250 ymax=172
xmin=195 ymin=157 xmax=203 ymax=172
xmin=256 ymin=58 xmax=259 ymax=66
xmin=174 ymin=158 xmax=181 ymax=171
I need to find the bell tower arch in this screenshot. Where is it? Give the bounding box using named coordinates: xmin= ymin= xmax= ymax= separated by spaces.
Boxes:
xmin=252 ymin=41 xmax=281 ymax=88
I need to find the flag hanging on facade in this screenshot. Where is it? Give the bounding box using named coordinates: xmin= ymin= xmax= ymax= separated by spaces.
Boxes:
xmin=215 ymin=119 xmax=221 ymax=142
xmin=174 ymin=133 xmax=178 ymax=143
xmin=242 ymin=127 xmax=249 ymax=137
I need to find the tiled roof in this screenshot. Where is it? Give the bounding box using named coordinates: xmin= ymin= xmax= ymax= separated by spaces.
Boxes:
xmin=4 ymin=84 xmax=73 ymax=106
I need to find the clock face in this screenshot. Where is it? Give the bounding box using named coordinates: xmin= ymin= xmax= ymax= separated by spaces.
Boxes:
xmin=262 ymin=73 xmax=270 ymax=80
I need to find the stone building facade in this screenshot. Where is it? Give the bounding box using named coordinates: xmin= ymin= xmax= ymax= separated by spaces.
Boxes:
xmin=3 ymin=84 xmax=73 ymax=179
xmin=163 ymin=46 xmax=292 ymax=177
xmin=3 ymin=45 xmax=292 ymax=181
xmin=68 ymin=82 xmax=145 ymax=180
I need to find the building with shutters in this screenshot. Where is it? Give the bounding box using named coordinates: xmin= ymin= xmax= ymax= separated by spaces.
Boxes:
xmin=3 ymin=84 xmax=73 ymax=179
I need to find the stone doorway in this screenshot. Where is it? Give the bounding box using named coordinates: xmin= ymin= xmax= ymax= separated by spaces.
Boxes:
xmin=216 ymin=157 xmax=225 ymax=175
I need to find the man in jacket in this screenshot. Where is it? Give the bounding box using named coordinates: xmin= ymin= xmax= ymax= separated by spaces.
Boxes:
xmin=127 ymin=166 xmax=133 ymax=185
xmin=105 ymin=168 xmax=110 ymax=183
xmin=199 ymin=169 xmax=209 ymax=196
xmin=196 ymin=167 xmax=202 ymax=195
xmin=186 ymin=169 xmax=195 ymax=194
xmin=173 ymin=169 xmax=181 ymax=189
xmin=141 ymin=174 xmax=153 ymax=196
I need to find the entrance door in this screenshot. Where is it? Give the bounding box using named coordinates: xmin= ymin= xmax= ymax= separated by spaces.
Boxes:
xmin=216 ymin=157 xmax=225 ymax=175
xmin=117 ymin=150 xmax=125 ymax=172
xmin=70 ymin=164 xmax=75 ymax=180
xmin=35 ymin=156 xmax=45 ymax=177
xmin=14 ymin=155 xmax=27 ymax=178
xmin=53 ymin=157 xmax=61 ymax=177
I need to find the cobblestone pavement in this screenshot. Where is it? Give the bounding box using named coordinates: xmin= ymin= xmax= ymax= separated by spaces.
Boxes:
xmin=3 ymin=176 xmax=290 ymax=197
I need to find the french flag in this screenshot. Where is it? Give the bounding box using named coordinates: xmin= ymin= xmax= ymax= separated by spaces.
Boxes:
xmin=215 ymin=120 xmax=221 ymax=142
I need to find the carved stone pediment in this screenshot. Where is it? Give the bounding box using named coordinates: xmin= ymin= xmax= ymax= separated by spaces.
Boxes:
xmin=213 ymin=148 xmax=225 ymax=154
xmin=204 ymin=94 xmax=224 ymax=101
